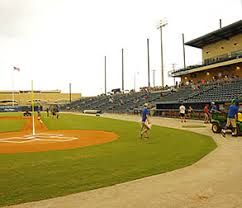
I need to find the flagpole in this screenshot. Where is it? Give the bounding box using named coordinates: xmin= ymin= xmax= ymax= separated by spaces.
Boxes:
xmin=31 ymin=80 xmax=35 ymax=136
xmin=12 ymin=66 xmax=20 ymax=106
xmin=12 ymin=70 xmax=15 ymax=106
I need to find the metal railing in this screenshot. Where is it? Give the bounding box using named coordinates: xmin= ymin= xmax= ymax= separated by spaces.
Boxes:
xmin=172 ymin=50 xmax=242 ymax=75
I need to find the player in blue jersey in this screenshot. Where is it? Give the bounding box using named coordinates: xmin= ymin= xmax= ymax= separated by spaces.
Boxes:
xmin=222 ymin=99 xmax=239 ymax=137
xmin=140 ymin=103 xmax=151 ymax=139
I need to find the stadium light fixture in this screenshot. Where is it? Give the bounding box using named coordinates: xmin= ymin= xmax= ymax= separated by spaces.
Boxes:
xmin=157 ymin=19 xmax=168 ymax=88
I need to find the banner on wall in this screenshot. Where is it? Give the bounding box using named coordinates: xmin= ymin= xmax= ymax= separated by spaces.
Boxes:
xmin=0 ymin=106 xmax=33 ymax=112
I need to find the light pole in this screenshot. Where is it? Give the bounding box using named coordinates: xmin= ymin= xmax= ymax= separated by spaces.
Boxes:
xmin=152 ymin=70 xmax=156 ymax=87
xmin=69 ymin=82 xmax=72 ymax=103
xmin=104 ymin=56 xmax=107 ymax=95
xmin=134 ymin=72 xmax=139 ymax=91
xmin=172 ymin=63 xmax=176 ymax=86
xmin=121 ymin=48 xmax=124 ymax=92
xmin=182 ymin=33 xmax=186 ymax=69
xmin=147 ymin=38 xmax=150 ymax=87
xmin=157 ymin=19 xmax=167 ymax=88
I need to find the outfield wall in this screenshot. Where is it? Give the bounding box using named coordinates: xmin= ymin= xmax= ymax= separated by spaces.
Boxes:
xmin=0 ymin=105 xmax=33 ymax=112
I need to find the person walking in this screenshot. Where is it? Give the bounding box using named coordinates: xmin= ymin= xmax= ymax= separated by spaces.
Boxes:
xmin=140 ymin=103 xmax=151 ymax=139
xmin=179 ymin=103 xmax=186 ymax=123
xmin=221 ymin=99 xmax=239 ymax=137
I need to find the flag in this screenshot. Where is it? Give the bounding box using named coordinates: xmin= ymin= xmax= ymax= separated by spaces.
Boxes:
xmin=13 ymin=66 xmax=20 ymax=71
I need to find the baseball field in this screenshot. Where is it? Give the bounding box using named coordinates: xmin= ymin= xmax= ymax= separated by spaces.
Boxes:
xmin=0 ymin=112 xmax=216 ymax=207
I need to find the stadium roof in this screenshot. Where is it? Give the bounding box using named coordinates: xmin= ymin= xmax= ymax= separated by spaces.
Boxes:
xmin=185 ymin=20 xmax=242 ymax=48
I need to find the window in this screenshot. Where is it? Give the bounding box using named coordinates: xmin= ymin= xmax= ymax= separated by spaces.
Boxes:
xmin=190 ymin=73 xmax=196 ymax=78
xmin=231 ymin=50 xmax=242 ymax=58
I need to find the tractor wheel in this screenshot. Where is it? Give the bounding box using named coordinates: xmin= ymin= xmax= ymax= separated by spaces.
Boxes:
xmin=232 ymin=125 xmax=240 ymax=137
xmin=212 ymin=123 xmax=221 ymax=133
xmin=237 ymin=125 xmax=241 ymax=136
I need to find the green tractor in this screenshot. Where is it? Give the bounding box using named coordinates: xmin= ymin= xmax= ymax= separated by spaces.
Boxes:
xmin=211 ymin=112 xmax=242 ymax=136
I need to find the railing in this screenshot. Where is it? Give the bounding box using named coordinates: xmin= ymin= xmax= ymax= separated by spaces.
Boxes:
xmin=119 ymin=108 xmax=205 ymax=120
xmin=172 ymin=50 xmax=242 ymax=75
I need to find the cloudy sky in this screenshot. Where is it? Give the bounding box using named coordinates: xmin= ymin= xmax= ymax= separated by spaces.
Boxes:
xmin=0 ymin=0 xmax=241 ymax=96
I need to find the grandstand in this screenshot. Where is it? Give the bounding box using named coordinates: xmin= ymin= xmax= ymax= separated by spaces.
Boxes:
xmin=0 ymin=90 xmax=81 ymax=106
xmin=65 ymin=20 xmax=242 ymax=117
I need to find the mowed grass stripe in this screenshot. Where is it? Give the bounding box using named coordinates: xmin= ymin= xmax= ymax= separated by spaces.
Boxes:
xmin=0 ymin=113 xmax=216 ymax=207
xmin=0 ymin=119 xmax=26 ymax=133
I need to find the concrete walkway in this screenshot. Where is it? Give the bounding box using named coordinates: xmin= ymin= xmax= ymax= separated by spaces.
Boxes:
xmin=6 ymin=114 xmax=242 ymax=208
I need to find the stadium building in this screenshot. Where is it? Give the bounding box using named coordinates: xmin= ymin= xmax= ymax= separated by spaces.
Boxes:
xmin=65 ymin=20 xmax=242 ymax=118
xmin=154 ymin=20 xmax=242 ymax=116
xmin=172 ymin=20 xmax=242 ymax=84
xmin=0 ymin=90 xmax=81 ymax=108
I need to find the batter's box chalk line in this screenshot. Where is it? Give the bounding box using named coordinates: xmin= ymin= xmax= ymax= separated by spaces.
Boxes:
xmin=0 ymin=133 xmax=79 ymax=144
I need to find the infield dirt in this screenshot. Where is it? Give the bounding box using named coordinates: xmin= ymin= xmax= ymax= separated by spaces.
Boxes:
xmin=0 ymin=116 xmax=117 ymax=154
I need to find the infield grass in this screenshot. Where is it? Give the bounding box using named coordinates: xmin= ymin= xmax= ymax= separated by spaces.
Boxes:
xmin=0 ymin=113 xmax=216 ymax=207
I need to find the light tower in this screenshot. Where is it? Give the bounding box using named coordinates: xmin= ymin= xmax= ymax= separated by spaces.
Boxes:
xmin=157 ymin=19 xmax=168 ymax=87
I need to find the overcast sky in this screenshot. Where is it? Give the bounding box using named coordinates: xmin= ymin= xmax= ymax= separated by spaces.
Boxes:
xmin=0 ymin=0 xmax=241 ymax=96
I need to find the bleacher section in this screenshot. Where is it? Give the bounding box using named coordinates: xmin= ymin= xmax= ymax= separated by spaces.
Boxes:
xmin=155 ymin=86 xmax=193 ymax=103
xmin=66 ymin=91 xmax=163 ymax=113
xmin=185 ymin=79 xmax=242 ymax=103
xmin=65 ymin=78 xmax=242 ymax=113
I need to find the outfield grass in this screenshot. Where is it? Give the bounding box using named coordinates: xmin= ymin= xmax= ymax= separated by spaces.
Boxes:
xmin=0 ymin=119 xmax=26 ymax=133
xmin=0 ymin=113 xmax=217 ymax=207
xmin=0 ymin=112 xmax=23 ymax=117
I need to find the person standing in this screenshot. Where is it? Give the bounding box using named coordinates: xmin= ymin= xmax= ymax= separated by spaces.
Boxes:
xmin=37 ymin=110 xmax=41 ymax=120
xmin=210 ymin=102 xmax=218 ymax=113
xmin=188 ymin=106 xmax=193 ymax=119
xmin=46 ymin=107 xmax=49 ymax=117
xmin=56 ymin=104 xmax=60 ymax=119
xmin=204 ymin=104 xmax=210 ymax=124
xmin=179 ymin=103 xmax=186 ymax=123
xmin=140 ymin=103 xmax=151 ymax=139
xmin=222 ymin=100 xmax=239 ymax=137
xmin=209 ymin=102 xmax=219 ymax=121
